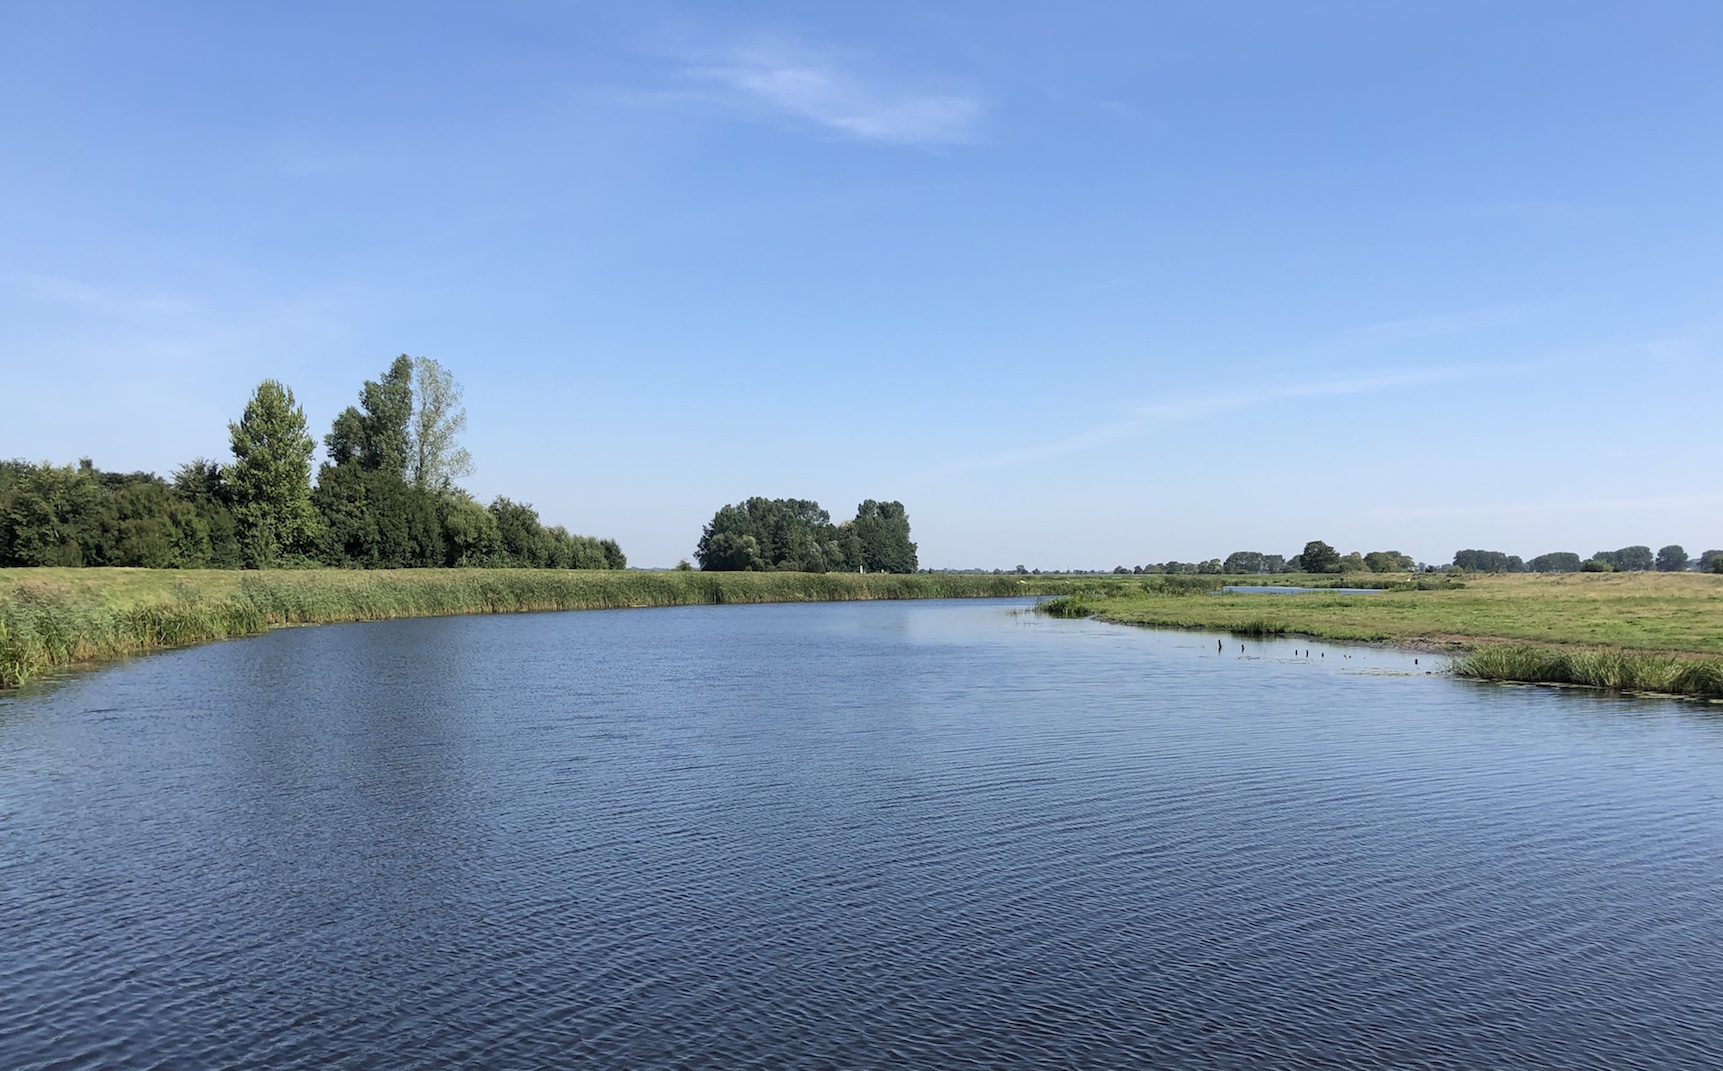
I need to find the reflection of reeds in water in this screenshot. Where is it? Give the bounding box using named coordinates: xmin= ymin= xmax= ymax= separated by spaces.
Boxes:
xmin=0 ymin=570 xmax=1066 ymax=689
xmin=1454 ymin=645 xmax=1723 ymax=699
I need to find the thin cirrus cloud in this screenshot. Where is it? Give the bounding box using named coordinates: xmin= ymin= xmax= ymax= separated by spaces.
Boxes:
xmin=912 ymin=305 xmax=1542 ymax=481
xmin=680 ymin=39 xmax=985 ymax=145
xmin=915 ymin=367 xmax=1462 ymax=481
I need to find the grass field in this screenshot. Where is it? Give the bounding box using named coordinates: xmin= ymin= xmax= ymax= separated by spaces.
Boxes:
xmin=1041 ymin=571 xmax=1723 ymax=699
xmin=0 ymin=568 xmax=1070 ymax=689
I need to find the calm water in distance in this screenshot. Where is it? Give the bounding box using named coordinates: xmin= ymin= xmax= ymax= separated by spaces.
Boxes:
xmin=3 ymin=598 xmax=1722 ymax=1069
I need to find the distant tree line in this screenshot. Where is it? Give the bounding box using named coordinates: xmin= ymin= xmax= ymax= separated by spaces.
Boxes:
xmin=1100 ymin=539 xmax=1723 ymax=577
xmin=0 ymin=356 xmax=624 ymax=570
xmin=694 ymin=497 xmax=917 ymax=573
xmin=1113 ymin=542 xmax=1415 ymax=576
xmin=1452 ymin=545 xmax=1720 ymax=573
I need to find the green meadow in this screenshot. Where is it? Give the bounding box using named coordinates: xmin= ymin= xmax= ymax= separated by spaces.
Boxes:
xmin=1040 ymin=571 xmax=1723 ymax=699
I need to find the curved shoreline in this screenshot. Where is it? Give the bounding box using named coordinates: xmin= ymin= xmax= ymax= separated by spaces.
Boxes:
xmin=0 ymin=568 xmax=1072 ymax=690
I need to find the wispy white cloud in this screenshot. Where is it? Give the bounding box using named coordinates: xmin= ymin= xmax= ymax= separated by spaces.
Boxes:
xmin=677 ymin=37 xmax=984 ymax=145
xmin=917 ymin=367 xmax=1460 ymax=481
xmin=910 ymin=305 xmax=1553 ymax=481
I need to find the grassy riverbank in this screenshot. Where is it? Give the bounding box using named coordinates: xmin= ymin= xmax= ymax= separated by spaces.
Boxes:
xmin=0 ymin=568 xmax=1069 ymax=689
xmin=1041 ymin=572 xmax=1723 ymax=699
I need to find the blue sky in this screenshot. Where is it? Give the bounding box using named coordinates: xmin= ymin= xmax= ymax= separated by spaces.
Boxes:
xmin=3 ymin=2 xmax=1719 ymax=568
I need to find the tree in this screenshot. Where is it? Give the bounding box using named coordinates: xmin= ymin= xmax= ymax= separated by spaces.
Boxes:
xmin=472 ymin=496 xmax=618 ymax=569
xmin=1619 ymin=545 xmax=1655 ymax=571
xmin=1527 ymin=552 xmax=1582 ymax=573
xmin=696 ymin=497 xmax=851 ymax=572
xmin=1453 ymin=549 xmax=1516 ymax=572
xmin=700 ymin=530 xmax=767 ymax=571
xmin=1338 ymin=551 xmax=1366 ymax=573
xmin=438 ymin=493 xmax=499 ymax=566
xmin=599 ymin=539 xmax=627 ymax=570
xmin=853 ymin=499 xmax=918 ymax=573
xmin=409 ymin=356 xmax=473 ymax=493
xmin=1655 ymin=545 xmax=1689 ymax=572
xmin=174 ymin=460 xmax=243 ymax=568
xmin=1223 ymin=551 xmax=1266 ymax=574
xmin=1 ymin=460 xmax=234 ymax=569
xmin=359 ymin=356 xmax=415 ymax=476
xmin=227 ymin=379 xmax=322 ymax=567
xmin=690 ymin=496 xmax=916 ymax=573
xmin=1701 ymin=550 xmax=1723 ymax=574
xmin=90 ymin=474 xmax=211 ymax=568
xmin=1364 ymin=550 xmax=1414 ymax=573
xmin=0 ymin=460 xmax=103 ymax=566
xmin=1593 ymin=545 xmax=1654 ymax=572
xmin=490 ymin=497 xmax=553 ymax=567
xmin=1300 ymin=541 xmax=1340 ymax=574
xmin=324 ymin=407 xmax=367 ymax=467
xmin=312 ymin=463 xmax=443 ymax=568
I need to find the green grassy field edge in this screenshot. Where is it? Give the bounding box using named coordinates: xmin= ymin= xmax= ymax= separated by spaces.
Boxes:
xmin=1039 ymin=576 xmax=1723 ymax=700
xmin=0 ymin=568 xmax=1074 ymax=690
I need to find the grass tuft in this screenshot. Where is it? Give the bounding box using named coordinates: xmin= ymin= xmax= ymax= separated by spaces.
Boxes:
xmin=1452 ymin=644 xmax=1723 ymax=699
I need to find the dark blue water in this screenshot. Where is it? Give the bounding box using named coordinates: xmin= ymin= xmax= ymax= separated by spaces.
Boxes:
xmin=3 ymin=599 xmax=1722 ymax=1069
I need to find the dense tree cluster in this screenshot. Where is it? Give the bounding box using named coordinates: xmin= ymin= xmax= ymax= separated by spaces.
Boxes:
xmin=1453 ymin=549 xmax=1524 ymax=573
xmin=0 ymin=357 xmax=624 ymax=571
xmin=694 ymin=497 xmax=917 ymax=573
xmin=0 ymin=459 xmax=242 ymax=568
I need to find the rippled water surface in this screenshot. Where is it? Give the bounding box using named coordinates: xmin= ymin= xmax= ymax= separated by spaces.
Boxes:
xmin=4 ymin=599 xmax=1723 ymax=1069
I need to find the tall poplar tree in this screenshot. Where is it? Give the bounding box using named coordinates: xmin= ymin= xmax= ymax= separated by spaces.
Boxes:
xmin=360 ymin=355 xmax=415 ymax=476
xmin=409 ymin=356 xmax=472 ymax=492
xmin=228 ymin=379 xmax=321 ymax=567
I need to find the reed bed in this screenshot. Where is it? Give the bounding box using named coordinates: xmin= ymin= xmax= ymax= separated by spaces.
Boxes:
xmin=1452 ymin=644 xmax=1723 ymax=699
xmin=0 ymin=569 xmax=1063 ymax=689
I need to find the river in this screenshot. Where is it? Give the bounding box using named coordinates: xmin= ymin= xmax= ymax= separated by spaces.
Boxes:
xmin=3 ymin=598 xmax=1720 ymax=1068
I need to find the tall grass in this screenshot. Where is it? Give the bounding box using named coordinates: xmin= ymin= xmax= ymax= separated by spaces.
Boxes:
xmin=0 ymin=569 xmax=1064 ymax=689
xmin=1452 ymin=644 xmax=1723 ymax=699
xmin=1038 ymin=595 xmax=1095 ymax=618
